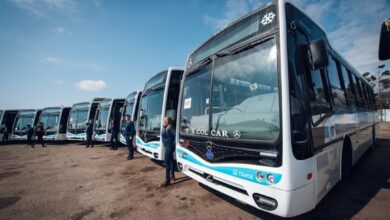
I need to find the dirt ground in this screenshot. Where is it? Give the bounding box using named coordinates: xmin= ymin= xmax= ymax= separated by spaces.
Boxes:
xmin=0 ymin=136 xmax=389 ymax=219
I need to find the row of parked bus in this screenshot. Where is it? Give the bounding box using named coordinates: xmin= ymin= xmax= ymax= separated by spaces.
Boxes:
xmin=0 ymin=67 xmax=183 ymax=161
xmin=1 ymin=1 xmax=386 ymax=217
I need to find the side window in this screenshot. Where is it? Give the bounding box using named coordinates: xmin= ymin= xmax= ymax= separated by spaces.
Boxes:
xmin=361 ymin=83 xmax=369 ymax=110
xmin=340 ymin=66 xmax=354 ymax=106
xmin=307 ymin=68 xmax=332 ymax=123
xmin=353 ymin=76 xmax=364 ymax=108
xmin=327 ymin=57 xmax=347 ymax=107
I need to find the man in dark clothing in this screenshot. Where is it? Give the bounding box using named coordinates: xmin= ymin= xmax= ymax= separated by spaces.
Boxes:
xmin=85 ymin=121 xmax=94 ymax=148
xmin=160 ymin=116 xmax=176 ymax=187
xmin=32 ymin=122 xmax=46 ymax=148
xmin=123 ymin=115 xmax=135 ymax=160
xmin=2 ymin=126 xmax=9 ymax=143
xmin=26 ymin=124 xmax=34 ymax=147
xmin=110 ymin=120 xmax=119 ymax=150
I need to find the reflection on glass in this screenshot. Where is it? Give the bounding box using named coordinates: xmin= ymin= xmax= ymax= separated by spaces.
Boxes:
xmin=139 ymin=91 xmax=164 ymax=131
xmin=96 ymin=106 xmax=109 ymax=130
xmin=181 ymin=38 xmax=280 ymax=141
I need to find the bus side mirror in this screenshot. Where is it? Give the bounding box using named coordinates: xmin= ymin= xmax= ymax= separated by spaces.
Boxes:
xmin=308 ymin=39 xmax=328 ymax=70
xmin=379 ymin=18 xmax=390 ymax=61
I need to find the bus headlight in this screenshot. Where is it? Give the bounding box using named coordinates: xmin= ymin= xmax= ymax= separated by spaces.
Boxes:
xmin=256 ymin=172 xmax=264 ymax=181
xmin=266 ymin=174 xmax=275 ymax=184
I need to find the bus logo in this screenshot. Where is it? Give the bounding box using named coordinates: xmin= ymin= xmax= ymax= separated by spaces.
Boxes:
xmin=261 ymin=12 xmax=276 ymax=26
xmin=233 ymin=130 xmax=241 ymax=139
xmin=206 ymin=145 xmax=214 ymax=160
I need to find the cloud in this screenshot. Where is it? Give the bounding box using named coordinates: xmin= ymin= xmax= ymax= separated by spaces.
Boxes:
xmin=203 ymin=0 xmax=267 ymax=30
xmin=76 ymin=80 xmax=106 ymax=91
xmin=40 ymin=56 xmax=102 ymax=70
xmin=7 ymin=0 xmax=76 ymax=17
xmin=54 ymin=79 xmax=67 ymax=85
xmin=7 ymin=0 xmax=45 ymax=17
xmin=53 ymin=27 xmax=65 ymax=33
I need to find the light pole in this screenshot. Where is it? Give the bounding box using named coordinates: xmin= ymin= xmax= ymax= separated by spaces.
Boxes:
xmin=378 ymin=64 xmax=385 ymax=121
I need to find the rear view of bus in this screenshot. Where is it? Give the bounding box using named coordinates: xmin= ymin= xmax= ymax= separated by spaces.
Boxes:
xmin=120 ymin=91 xmax=142 ymax=145
xmin=67 ymin=102 xmax=90 ymax=140
xmin=94 ymin=98 xmax=125 ymax=142
xmin=136 ymin=67 xmax=183 ymax=161
xmin=39 ymin=107 xmax=71 ymax=141
xmin=12 ymin=109 xmax=41 ymax=140
xmin=0 ymin=110 xmax=18 ymax=141
xmin=176 ymin=0 xmax=375 ymax=217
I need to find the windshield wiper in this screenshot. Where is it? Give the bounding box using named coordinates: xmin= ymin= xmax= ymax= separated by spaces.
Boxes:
xmin=216 ymin=38 xmax=270 ymax=58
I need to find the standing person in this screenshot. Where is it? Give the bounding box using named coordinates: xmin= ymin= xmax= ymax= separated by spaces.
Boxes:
xmin=160 ymin=116 xmax=176 ymax=187
xmin=85 ymin=121 xmax=94 ymax=148
xmin=26 ymin=124 xmax=34 ymax=147
xmin=32 ymin=122 xmax=46 ymax=148
xmin=1 ymin=125 xmax=9 ymax=143
xmin=123 ymin=115 xmax=135 ymax=160
xmin=110 ymin=120 xmax=119 ymax=150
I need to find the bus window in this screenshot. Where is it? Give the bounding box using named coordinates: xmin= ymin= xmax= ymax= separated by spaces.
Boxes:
xmin=327 ymin=57 xmax=347 ymax=107
xmin=353 ymin=76 xmax=364 ymax=108
xmin=339 ymin=66 xmax=354 ymax=106
xmin=307 ymin=68 xmax=332 ymax=123
xmin=288 ymin=30 xmax=311 ymax=160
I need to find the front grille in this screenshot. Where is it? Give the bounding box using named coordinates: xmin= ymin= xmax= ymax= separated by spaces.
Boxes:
xmin=68 ymin=129 xmax=85 ymax=134
xmin=95 ymin=130 xmax=105 ymax=135
xmin=46 ymin=131 xmax=56 ymax=135
xmin=184 ymin=139 xmax=279 ymax=166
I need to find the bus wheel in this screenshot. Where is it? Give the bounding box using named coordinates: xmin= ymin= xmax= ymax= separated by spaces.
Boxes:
xmin=341 ymin=138 xmax=352 ymax=180
xmin=371 ymin=126 xmax=376 ymax=151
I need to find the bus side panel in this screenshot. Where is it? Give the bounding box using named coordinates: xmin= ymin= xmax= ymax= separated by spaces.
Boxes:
xmin=315 ymin=140 xmax=342 ymax=204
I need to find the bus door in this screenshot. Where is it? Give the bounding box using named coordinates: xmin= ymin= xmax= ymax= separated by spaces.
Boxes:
xmin=294 ymin=27 xmax=340 ymax=204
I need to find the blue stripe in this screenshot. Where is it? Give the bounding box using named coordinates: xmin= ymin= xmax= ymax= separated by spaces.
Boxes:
xmin=66 ymin=132 xmax=86 ymax=138
xmin=177 ymin=147 xmax=282 ymax=186
xmin=136 ymin=137 xmax=160 ymax=149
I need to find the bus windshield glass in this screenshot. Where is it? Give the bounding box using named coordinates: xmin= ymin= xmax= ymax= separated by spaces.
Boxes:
xmin=96 ymin=105 xmax=110 ymax=130
xmin=139 ymin=90 xmax=164 ymax=131
xmin=181 ymin=38 xmax=280 ymax=142
xmin=189 ymin=6 xmax=277 ymax=66
xmin=40 ymin=114 xmax=60 ymax=131
xmin=68 ymin=108 xmax=88 ymax=130
xmin=14 ymin=115 xmax=34 ymax=131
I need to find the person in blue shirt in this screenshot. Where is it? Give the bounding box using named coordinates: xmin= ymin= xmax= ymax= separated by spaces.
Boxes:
xmin=110 ymin=120 xmax=119 ymax=150
xmin=160 ymin=116 xmax=176 ymax=187
xmin=26 ymin=124 xmax=34 ymax=147
xmin=85 ymin=121 xmax=94 ymax=148
xmin=123 ymin=114 xmax=135 ymax=160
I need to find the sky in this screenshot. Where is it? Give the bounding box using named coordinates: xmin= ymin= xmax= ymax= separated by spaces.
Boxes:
xmin=0 ymin=0 xmax=389 ymax=109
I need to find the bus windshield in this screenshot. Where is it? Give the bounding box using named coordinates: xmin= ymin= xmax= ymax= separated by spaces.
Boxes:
xmin=121 ymin=101 xmax=135 ymax=132
xmin=68 ymin=109 xmax=88 ymax=130
xmin=14 ymin=115 xmax=34 ymax=131
xmin=180 ymin=37 xmax=280 ymax=142
xmin=139 ymin=90 xmax=164 ymax=131
xmin=96 ymin=106 xmax=110 ymax=130
xmin=40 ymin=113 xmax=60 ymax=131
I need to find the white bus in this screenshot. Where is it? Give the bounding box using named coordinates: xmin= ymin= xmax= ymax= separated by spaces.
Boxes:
xmin=0 ymin=110 xmax=18 ymax=141
xmin=136 ymin=67 xmax=184 ymax=160
xmin=67 ymin=98 xmax=105 ymax=141
xmin=39 ymin=106 xmax=71 ymax=141
xmin=94 ymin=98 xmax=125 ymax=142
xmin=12 ymin=109 xmax=42 ymax=140
xmin=176 ymin=1 xmax=377 ymax=217
xmin=120 ymin=91 xmax=142 ymax=145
